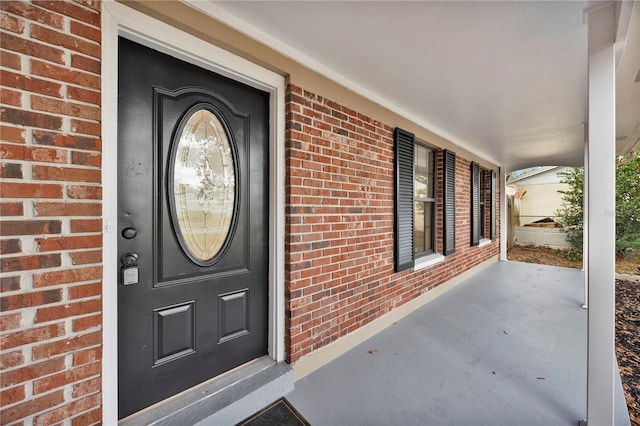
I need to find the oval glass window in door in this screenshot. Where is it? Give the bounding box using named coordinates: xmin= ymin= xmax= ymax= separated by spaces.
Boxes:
xmin=171 ymin=107 xmax=236 ymax=264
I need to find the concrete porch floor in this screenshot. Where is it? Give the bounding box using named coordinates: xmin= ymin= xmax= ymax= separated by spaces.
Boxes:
xmin=286 ymin=261 xmax=630 ymax=425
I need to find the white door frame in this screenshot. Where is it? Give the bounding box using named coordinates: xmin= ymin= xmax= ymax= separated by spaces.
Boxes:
xmin=101 ymin=2 xmax=286 ymax=423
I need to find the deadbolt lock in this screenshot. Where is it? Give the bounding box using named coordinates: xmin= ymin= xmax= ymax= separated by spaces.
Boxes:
xmin=121 ymin=252 xmax=139 ymax=285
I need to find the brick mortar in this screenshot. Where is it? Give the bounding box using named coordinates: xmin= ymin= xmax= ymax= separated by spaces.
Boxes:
xmin=286 ymin=84 xmax=500 ymax=363
xmin=1 ymin=2 xmax=502 ymax=421
xmin=1 ymin=4 xmax=101 ymax=35
xmin=0 ymin=74 xmax=96 ymax=104
xmin=0 ymin=1 xmax=103 ymax=424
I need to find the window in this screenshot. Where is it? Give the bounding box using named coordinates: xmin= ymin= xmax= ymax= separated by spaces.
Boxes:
xmin=414 ymin=144 xmax=435 ymax=256
xmin=490 ymin=169 xmax=496 ymax=239
xmin=471 ymin=163 xmax=496 ymax=246
xmin=394 ymin=128 xmax=456 ymax=272
xmin=479 ymin=169 xmax=486 ymax=239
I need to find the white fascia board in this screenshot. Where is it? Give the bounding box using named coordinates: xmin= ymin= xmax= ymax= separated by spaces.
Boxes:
xmin=614 ymin=0 xmax=635 ymax=66
xmin=507 ymin=166 xmax=560 ymax=184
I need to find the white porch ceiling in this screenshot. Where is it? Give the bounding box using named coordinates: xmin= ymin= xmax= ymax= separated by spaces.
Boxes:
xmin=207 ymin=1 xmax=639 ymax=171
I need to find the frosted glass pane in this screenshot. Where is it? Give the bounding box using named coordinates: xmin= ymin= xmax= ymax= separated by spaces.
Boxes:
xmin=172 ymin=109 xmax=235 ymax=261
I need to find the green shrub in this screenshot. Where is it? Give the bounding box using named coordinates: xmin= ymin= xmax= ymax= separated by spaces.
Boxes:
xmin=615 ymin=153 xmax=640 ymax=257
xmin=558 ymin=248 xmax=582 ymax=263
xmin=555 ymin=151 xmax=640 ymax=258
xmin=555 ymin=168 xmax=584 ymax=249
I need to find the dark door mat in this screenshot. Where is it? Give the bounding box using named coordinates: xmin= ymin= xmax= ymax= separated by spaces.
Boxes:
xmin=237 ymin=398 xmax=310 ymax=426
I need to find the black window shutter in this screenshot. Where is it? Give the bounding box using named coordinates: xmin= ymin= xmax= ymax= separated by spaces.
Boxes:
xmin=470 ymin=161 xmax=480 ymax=246
xmin=394 ymin=127 xmax=414 ymax=272
xmin=490 ymin=170 xmax=497 ymax=240
xmin=443 ymin=150 xmax=456 ymax=255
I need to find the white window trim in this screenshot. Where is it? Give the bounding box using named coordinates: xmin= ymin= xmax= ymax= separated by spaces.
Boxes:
xmin=102 ymin=2 xmax=285 ymax=423
xmin=414 ymin=253 xmax=445 ymax=271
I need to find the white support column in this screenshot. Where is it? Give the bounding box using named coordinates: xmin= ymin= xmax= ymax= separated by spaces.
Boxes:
xmin=499 ymin=167 xmax=508 ymax=261
xmin=582 ymin=138 xmax=588 ymax=309
xmin=586 ymin=3 xmax=616 ymax=425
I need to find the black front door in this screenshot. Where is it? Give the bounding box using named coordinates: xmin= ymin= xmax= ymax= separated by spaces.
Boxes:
xmin=117 ymin=38 xmax=269 ymax=419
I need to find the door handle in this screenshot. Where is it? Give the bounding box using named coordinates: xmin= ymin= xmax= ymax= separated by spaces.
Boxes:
xmin=122 ymin=227 xmax=137 ymax=239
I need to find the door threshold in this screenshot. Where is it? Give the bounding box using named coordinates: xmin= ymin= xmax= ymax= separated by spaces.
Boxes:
xmin=119 ymin=357 xmax=293 ymax=426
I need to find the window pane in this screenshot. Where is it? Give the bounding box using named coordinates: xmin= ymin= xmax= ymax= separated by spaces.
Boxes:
xmin=414 ymin=201 xmax=425 ymax=253
xmin=479 ymin=170 xmax=486 ymax=238
xmin=426 ymin=149 xmax=434 ymax=198
xmin=414 ymin=143 xmax=435 ymax=255
xmin=414 ymin=145 xmax=434 ymax=199
xmin=414 ymin=201 xmax=434 ymax=254
xmin=480 ymin=202 xmax=486 ymax=238
xmin=424 ymin=201 xmax=433 ymax=252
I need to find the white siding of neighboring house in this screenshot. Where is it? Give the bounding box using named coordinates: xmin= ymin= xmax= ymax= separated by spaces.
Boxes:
xmin=518 ymin=183 xmax=568 ymax=225
xmin=508 ymin=167 xmax=572 ymax=226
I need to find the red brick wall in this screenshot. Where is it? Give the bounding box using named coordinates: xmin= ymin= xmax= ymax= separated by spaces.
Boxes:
xmin=0 ymin=1 xmax=103 ymax=425
xmin=0 ymin=2 xmax=502 ymax=419
xmin=285 ymin=85 xmax=500 ymax=363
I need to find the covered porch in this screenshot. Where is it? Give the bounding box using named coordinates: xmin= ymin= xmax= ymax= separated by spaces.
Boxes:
xmin=190 ymin=2 xmax=638 ymax=423
xmin=283 ymin=260 xmax=630 ymax=425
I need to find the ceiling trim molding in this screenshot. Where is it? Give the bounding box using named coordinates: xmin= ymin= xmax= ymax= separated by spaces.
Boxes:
xmin=614 ymin=0 xmax=636 ymax=66
xmin=181 ymin=0 xmax=501 ymax=167
xmin=619 ymin=126 xmax=640 ymax=156
xmin=583 ymin=0 xmax=635 ymax=66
